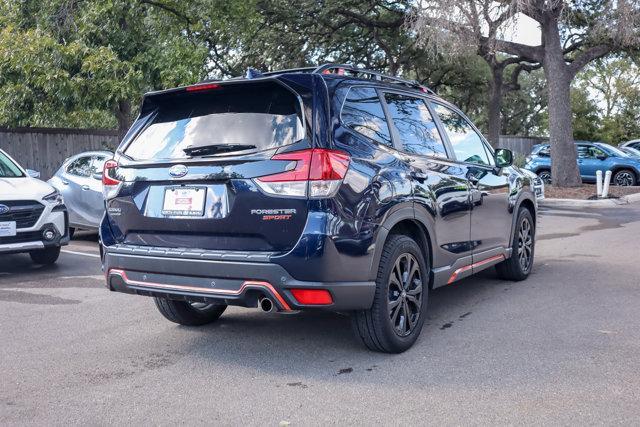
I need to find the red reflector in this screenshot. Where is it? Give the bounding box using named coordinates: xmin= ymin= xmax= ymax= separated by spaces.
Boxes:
xmin=186 ymin=83 xmax=221 ymax=92
xmin=257 ymin=148 xmax=350 ymax=183
xmin=102 ymin=160 xmax=120 ymax=186
xmin=290 ymin=289 xmax=333 ymax=305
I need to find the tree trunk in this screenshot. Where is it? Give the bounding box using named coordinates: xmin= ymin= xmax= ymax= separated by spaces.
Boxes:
xmin=541 ymin=16 xmax=582 ymax=187
xmin=115 ymin=99 xmax=132 ymax=144
xmin=487 ymin=68 xmax=503 ymax=147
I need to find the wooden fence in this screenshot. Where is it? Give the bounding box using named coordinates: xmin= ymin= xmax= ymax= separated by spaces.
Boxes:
xmin=0 ymin=128 xmax=119 ymax=180
xmin=497 ymin=135 xmax=548 ymax=157
xmin=0 ymin=127 xmax=549 ymax=180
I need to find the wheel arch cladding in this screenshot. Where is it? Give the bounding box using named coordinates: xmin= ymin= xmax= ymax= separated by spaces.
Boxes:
xmin=519 ymin=198 xmax=536 ymax=226
xmin=508 ymin=195 xmax=536 ymax=248
xmin=382 ymin=219 xmax=433 ymax=288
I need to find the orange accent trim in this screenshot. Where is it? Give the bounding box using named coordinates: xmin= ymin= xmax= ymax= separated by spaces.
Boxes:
xmin=109 ymin=269 xmax=292 ymax=311
xmin=447 ymin=254 xmax=506 ymax=285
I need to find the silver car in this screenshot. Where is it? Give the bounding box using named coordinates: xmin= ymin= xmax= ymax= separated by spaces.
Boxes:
xmin=49 ymin=151 xmax=112 ymax=237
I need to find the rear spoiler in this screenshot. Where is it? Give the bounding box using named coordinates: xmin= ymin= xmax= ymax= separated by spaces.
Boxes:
xmin=139 ymin=76 xmax=309 ymax=116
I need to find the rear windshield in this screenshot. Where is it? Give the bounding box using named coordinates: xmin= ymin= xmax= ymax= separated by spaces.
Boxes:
xmin=124 ymin=83 xmax=305 ymax=161
xmin=0 ymin=151 xmax=24 ymax=178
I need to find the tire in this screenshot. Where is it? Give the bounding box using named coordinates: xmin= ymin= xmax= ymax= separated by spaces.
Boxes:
xmin=154 ymin=298 xmax=227 ymax=326
xmin=612 ymin=169 xmax=636 ymax=187
xmin=537 ymin=170 xmax=551 ymax=184
xmin=351 ymin=234 xmax=429 ymax=353
xmin=29 ymin=246 xmax=61 ymax=265
xmin=68 ymin=227 xmax=75 ymax=240
xmin=496 ymin=207 xmax=535 ymax=281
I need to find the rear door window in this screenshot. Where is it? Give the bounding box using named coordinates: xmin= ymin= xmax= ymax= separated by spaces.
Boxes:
xmin=340 ymin=87 xmax=392 ymax=146
xmin=124 ymin=83 xmax=305 ymax=161
xmin=383 ymin=93 xmax=447 ymax=158
xmin=67 ymin=156 xmax=93 ymax=177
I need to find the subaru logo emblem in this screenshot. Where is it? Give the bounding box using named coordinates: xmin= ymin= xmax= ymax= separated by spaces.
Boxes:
xmin=169 ymin=164 xmax=188 ymax=178
xmin=0 ymin=204 xmax=9 ymax=215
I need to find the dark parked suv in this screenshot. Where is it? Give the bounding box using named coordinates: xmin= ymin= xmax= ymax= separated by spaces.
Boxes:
xmin=101 ymin=64 xmax=538 ymax=353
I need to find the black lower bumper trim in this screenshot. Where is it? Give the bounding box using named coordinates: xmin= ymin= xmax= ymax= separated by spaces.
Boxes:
xmin=104 ymin=249 xmax=376 ymax=311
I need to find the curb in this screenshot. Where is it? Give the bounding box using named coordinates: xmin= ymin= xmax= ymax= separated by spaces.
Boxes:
xmin=539 ymin=191 xmax=640 ymax=208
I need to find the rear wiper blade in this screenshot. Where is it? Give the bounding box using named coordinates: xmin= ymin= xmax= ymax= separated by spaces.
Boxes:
xmin=183 ymin=144 xmax=257 ymax=156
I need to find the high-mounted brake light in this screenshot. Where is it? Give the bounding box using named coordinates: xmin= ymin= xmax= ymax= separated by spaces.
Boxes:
xmin=102 ymin=160 xmax=122 ymax=199
xmin=185 ymin=83 xmax=221 ymax=92
xmin=254 ymin=148 xmax=350 ymax=198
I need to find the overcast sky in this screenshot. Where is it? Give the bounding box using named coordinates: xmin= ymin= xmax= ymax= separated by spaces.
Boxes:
xmin=505 ymin=13 xmax=541 ymax=46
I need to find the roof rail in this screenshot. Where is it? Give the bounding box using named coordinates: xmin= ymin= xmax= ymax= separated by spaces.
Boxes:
xmin=199 ymin=64 xmax=436 ymax=95
xmin=312 ymin=63 xmax=436 ymax=95
xmin=261 ymin=66 xmax=317 ymax=76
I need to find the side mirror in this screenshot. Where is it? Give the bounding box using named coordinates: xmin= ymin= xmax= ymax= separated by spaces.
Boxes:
xmin=494 ymin=148 xmax=513 ymax=168
xmin=92 ymin=172 xmax=103 ymax=180
xmin=596 ymin=154 xmax=608 ymax=161
xmin=26 ymin=169 xmax=41 ymax=179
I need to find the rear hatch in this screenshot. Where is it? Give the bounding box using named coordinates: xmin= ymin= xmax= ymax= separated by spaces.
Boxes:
xmin=104 ymin=77 xmax=326 ymax=252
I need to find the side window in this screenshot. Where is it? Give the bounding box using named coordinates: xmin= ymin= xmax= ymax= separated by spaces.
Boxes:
xmin=578 ymin=145 xmax=605 ymax=159
xmin=432 ymin=103 xmax=492 ymax=165
xmin=383 ymin=93 xmax=447 ymax=158
xmin=341 ymin=87 xmax=392 ymax=146
xmin=587 ymin=146 xmax=606 ymax=158
xmin=90 ymin=156 xmax=107 ymax=176
xmin=66 ymin=156 xmax=92 ymax=177
xmin=538 ymin=146 xmax=550 ymax=157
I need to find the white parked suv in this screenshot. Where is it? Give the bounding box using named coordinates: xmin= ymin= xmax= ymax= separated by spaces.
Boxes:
xmin=0 ymin=149 xmax=69 ymax=264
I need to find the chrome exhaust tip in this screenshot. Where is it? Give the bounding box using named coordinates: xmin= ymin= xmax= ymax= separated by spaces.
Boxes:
xmin=258 ymin=297 xmax=274 ymax=313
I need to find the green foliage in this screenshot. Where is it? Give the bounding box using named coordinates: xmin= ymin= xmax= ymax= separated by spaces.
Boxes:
xmin=574 ymin=56 xmax=640 ymax=143
xmin=502 ymin=69 xmax=548 ymax=137
xmin=0 ymin=0 xmax=637 ymax=145
xmin=571 ymin=86 xmax=601 ymax=141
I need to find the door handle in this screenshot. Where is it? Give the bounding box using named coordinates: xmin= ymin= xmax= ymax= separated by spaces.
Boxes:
xmin=410 ymin=170 xmax=428 ymax=182
xmin=61 ymin=180 xmax=69 ymax=185
xmin=81 ymin=185 xmax=90 ymax=191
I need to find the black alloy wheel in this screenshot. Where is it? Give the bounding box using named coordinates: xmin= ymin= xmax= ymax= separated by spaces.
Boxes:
xmin=388 ymin=253 xmax=424 ymax=337
xmin=517 ymin=216 xmax=534 ymax=272
xmin=351 ymin=234 xmax=429 ymax=353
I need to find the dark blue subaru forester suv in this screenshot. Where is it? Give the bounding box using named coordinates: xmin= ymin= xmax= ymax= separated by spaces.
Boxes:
xmin=101 ymin=64 xmax=539 ymax=353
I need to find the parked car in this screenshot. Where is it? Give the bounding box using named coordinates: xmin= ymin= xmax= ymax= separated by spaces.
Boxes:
xmin=620 ymin=146 xmax=640 ymax=158
xmin=619 ymin=139 xmax=640 ymax=151
xmin=49 ymin=151 xmax=112 ymax=237
xmin=0 ymin=149 xmax=69 ymax=264
xmin=100 ymin=64 xmax=538 ymax=353
xmin=525 ymin=142 xmax=640 ymax=186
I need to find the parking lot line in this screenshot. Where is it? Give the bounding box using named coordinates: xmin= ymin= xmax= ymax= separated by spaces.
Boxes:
xmin=61 ymin=249 xmax=101 ymax=259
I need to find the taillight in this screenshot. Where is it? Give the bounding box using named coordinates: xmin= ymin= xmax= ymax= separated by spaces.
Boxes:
xmin=254 ymin=148 xmax=350 ymax=198
xmin=102 ymin=160 xmax=122 ymax=200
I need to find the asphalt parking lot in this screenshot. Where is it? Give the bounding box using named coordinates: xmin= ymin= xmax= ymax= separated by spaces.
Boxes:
xmin=2 ymin=204 xmax=640 ymax=425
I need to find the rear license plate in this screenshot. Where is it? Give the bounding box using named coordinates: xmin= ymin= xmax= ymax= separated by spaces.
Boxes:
xmin=162 ymin=187 xmax=206 ymax=217
xmin=0 ymin=221 xmax=16 ymax=237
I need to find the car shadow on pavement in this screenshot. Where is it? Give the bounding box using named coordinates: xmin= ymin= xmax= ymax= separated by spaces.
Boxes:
xmin=169 ymin=267 xmax=516 ymax=379
xmin=0 ymin=253 xmax=62 ymax=277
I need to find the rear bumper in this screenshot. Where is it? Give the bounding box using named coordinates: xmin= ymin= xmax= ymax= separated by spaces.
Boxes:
xmin=103 ymin=245 xmax=376 ymax=311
